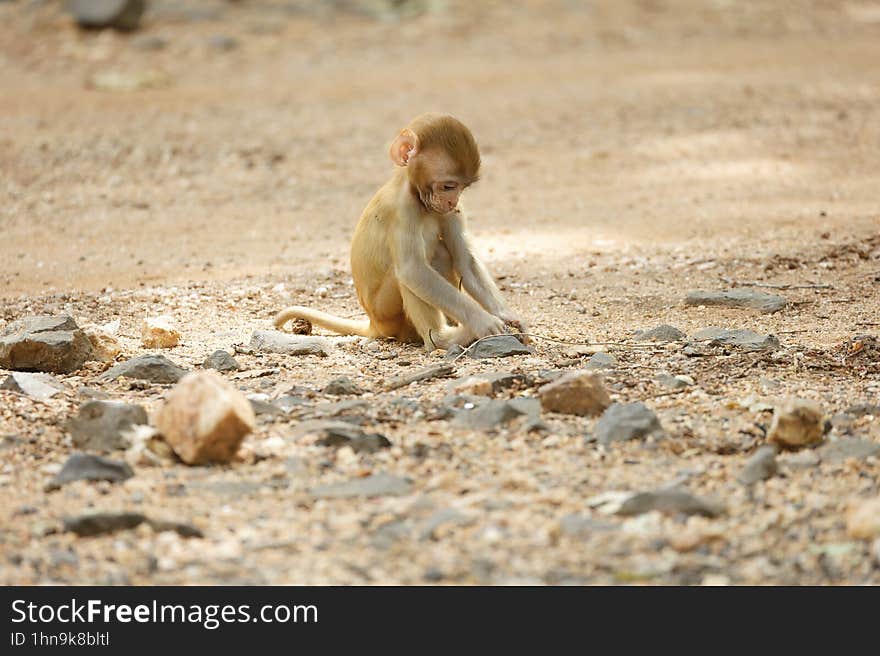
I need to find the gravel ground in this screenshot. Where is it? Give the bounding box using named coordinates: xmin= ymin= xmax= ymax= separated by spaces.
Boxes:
xmin=1 ymin=0 xmax=878 ymax=585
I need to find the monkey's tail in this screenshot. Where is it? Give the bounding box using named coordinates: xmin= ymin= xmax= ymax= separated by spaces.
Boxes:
xmin=274 ymin=306 xmax=376 ymax=338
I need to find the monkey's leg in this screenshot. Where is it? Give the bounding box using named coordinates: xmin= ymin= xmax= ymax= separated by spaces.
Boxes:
xmin=399 ymin=285 xmax=449 ymax=350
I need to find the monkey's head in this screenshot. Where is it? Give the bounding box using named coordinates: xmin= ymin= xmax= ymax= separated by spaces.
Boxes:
xmin=390 ymin=113 xmax=481 ymax=216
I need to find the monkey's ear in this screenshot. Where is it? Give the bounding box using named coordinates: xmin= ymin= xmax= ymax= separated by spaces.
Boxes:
xmin=389 ymin=129 xmax=418 ymax=166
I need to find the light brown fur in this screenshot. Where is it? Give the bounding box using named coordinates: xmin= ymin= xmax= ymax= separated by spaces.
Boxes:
xmin=275 ymin=113 xmax=525 ymax=350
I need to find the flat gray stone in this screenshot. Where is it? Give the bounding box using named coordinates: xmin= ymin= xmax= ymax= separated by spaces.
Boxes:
xmin=203 ymin=350 xmax=240 ymax=372
xmin=818 ymin=438 xmax=880 ymax=464
xmin=453 ymin=397 xmax=540 ymax=430
xmin=1 ymin=372 xmax=65 ymax=402
xmin=654 ymin=373 xmax=691 ymax=390
xmin=617 ymin=489 xmax=725 ymax=518
xmin=130 ymin=34 xmax=168 ymax=51
xmin=594 ymin=402 xmax=664 ymax=444
xmin=446 ymin=371 xmax=534 ymax=394
xmin=208 ymin=34 xmax=239 ymax=51
xmin=47 ymin=453 xmax=133 ymax=490
xmin=250 ymin=330 xmax=329 ymax=357
xmin=780 ymin=450 xmax=821 ymax=470
xmin=0 ymin=315 xmax=93 ymax=374
xmin=99 ymin=354 xmax=188 ymax=383
xmin=738 ymin=446 xmax=779 ymax=485
xmin=692 ymin=327 xmax=781 ymax=352
xmin=248 ymin=397 xmax=285 ymax=417
xmin=63 ymin=512 xmax=145 ymax=536
xmin=63 ymin=512 xmax=201 ymax=538
xmin=686 ymin=289 xmax=788 ymax=313
xmin=585 ymin=352 xmax=617 ymax=370
xmin=272 ymin=395 xmax=309 ymax=413
xmin=559 ymin=514 xmax=619 ymax=537
xmin=323 ymin=376 xmax=364 ymax=396
xmin=301 ymin=421 xmax=391 ymax=453
xmin=635 ymin=325 xmax=687 ymax=342
xmin=419 ymin=509 xmax=475 ymax=540
xmin=844 ymin=403 xmax=880 ymax=418
xmin=310 ymin=472 xmax=412 ymax=499
xmin=465 ymin=335 xmax=534 ymax=359
xmin=314 ymin=399 xmax=369 ymax=417
xmin=67 ymin=400 xmax=148 ymax=452
xmin=66 ymin=0 xmax=145 ymax=31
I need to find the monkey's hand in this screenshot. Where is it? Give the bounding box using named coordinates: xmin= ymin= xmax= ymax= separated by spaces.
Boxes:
xmin=496 ymin=310 xmax=529 ymax=343
xmin=469 ymin=312 xmax=508 ymax=341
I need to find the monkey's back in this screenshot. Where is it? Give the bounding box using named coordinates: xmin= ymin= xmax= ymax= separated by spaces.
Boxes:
xmin=350 ymin=177 xmax=401 ymax=316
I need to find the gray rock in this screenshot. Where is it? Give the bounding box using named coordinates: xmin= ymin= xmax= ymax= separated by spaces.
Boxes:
xmin=654 ymin=373 xmax=691 ymax=390
xmin=559 ymin=514 xmax=619 ymax=537
xmin=692 ymin=327 xmax=781 ymax=352
xmin=203 ymin=350 xmax=240 ymax=372
xmin=0 ymin=315 xmax=93 ymax=374
xmin=617 ymin=489 xmax=725 ymax=518
xmin=208 ymin=34 xmax=239 ymax=51
xmin=66 ymin=0 xmax=145 ymax=31
xmin=248 ymin=397 xmax=285 ymax=417
xmin=453 ymin=397 xmax=540 ymax=430
xmin=585 ymin=352 xmax=617 ymax=370
xmin=63 ymin=512 xmax=146 ymax=537
xmin=444 ymin=344 xmax=466 ymax=359
xmin=47 ymin=453 xmax=133 ymax=490
xmin=310 ymin=472 xmax=412 ymax=499
xmin=323 ymin=376 xmax=364 ymax=396
xmin=99 ymin=354 xmax=188 ymax=383
xmin=130 ymin=34 xmax=168 ymax=50
xmin=63 ymin=512 xmax=201 ymax=538
xmin=314 ymin=399 xmax=370 ymax=417
xmin=830 ymin=412 xmax=856 ymax=432
xmin=250 ymin=330 xmax=329 ymax=357
xmin=685 ymin=289 xmax=788 ymax=313
xmin=818 ymin=438 xmax=880 ymax=464
xmin=306 ymin=421 xmax=391 ymax=453
xmin=845 ymin=403 xmax=880 ymax=417
xmin=447 ymin=371 xmax=534 ymax=394
xmin=780 ymin=450 xmax=821 ymax=470
xmin=635 ymin=325 xmax=687 ymax=342
xmin=146 ymin=519 xmax=203 ymax=538
xmin=594 ymin=402 xmax=664 ymax=444
xmin=372 ymin=519 xmax=411 ymax=549
xmin=420 ymin=509 xmax=473 ymax=540
xmin=738 ymin=446 xmax=778 ymax=485
xmin=272 ymin=395 xmax=309 ymax=413
xmin=1 ymin=372 xmax=65 ymax=402
xmin=481 ymin=371 xmax=534 ymax=392
xmin=77 ymin=386 xmax=109 ymax=400
xmin=465 ymin=335 xmax=534 ymax=359
xmin=67 ymin=400 xmax=148 ymax=452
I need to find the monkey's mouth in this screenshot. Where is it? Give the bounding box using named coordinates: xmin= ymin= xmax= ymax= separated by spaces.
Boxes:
xmin=419 ymin=190 xmax=455 ymax=215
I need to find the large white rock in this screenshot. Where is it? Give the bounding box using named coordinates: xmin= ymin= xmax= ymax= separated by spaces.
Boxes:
xmin=538 ymin=370 xmax=611 ymax=416
xmin=155 ymin=371 xmax=255 ymax=465
xmin=141 ymin=316 xmax=180 ymax=348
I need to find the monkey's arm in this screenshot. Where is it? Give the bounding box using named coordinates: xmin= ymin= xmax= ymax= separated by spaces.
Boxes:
xmin=441 ymin=213 xmax=513 ymax=318
xmin=393 ymin=220 xmax=501 ymax=331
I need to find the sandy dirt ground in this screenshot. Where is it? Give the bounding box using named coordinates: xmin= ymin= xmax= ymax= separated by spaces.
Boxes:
xmin=1 ymin=0 xmax=879 ymax=585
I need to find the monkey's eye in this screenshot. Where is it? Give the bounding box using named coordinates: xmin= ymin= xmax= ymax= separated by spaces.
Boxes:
xmin=442 ymin=184 xmax=457 ymax=192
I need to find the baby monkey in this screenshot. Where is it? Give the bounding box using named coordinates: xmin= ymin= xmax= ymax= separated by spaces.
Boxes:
xmin=275 ymin=113 xmax=526 ymax=351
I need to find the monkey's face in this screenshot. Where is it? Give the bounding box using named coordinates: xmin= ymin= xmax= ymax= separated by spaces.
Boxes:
xmin=412 ymin=148 xmax=474 ymax=215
